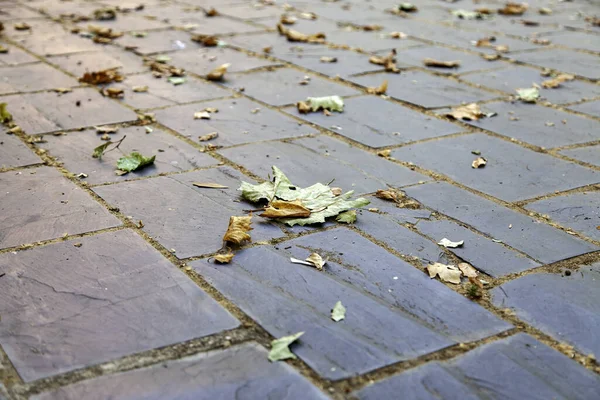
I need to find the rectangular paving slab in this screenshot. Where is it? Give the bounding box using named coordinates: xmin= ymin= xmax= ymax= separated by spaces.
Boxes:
xmin=13 ymin=34 xmax=98 ymax=57
xmin=195 ymin=228 xmax=510 ymax=380
xmin=0 ymin=131 xmax=41 ymax=169
xmin=355 ymin=333 xmax=600 ymax=400
xmin=391 ymin=134 xmax=599 ymax=202
xmin=394 ymin=45 xmax=508 ymax=74
xmin=48 ymin=48 xmax=148 ymax=76
xmin=114 ymin=30 xmax=196 ymax=55
xmin=404 ymin=182 xmax=598 ymax=264
xmin=0 ymin=63 xmax=79 ymax=95
xmin=492 ymin=263 xmax=600 ymax=357
xmin=0 ymin=167 xmax=121 ymax=249
xmin=32 ymin=343 xmax=329 ymax=400
xmin=93 ymin=167 xmax=285 ymax=259
xmin=287 ymin=95 xmax=462 ymax=148
xmin=279 ymin=48 xmax=385 ymax=78
xmin=511 ymin=49 xmax=600 ymax=80
xmin=0 ymin=229 xmax=239 ymax=381
xmin=568 ymin=100 xmax=600 ymax=118
xmin=560 ymin=144 xmax=600 ymax=167
xmin=0 ymin=44 xmax=38 ymax=66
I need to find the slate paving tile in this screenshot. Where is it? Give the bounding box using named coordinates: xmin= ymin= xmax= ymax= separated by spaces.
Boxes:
xmin=0 ymin=167 xmax=121 ymax=250
xmin=48 ymin=48 xmax=148 ymax=76
xmin=416 ymin=219 xmax=542 ymax=277
xmin=461 ymin=66 xmax=600 ymax=105
xmin=75 ymin=13 xmax=169 ymax=33
xmin=449 ymin=17 xmax=559 ymax=37
xmin=2 ymin=19 xmax=72 ymax=39
xmin=115 ymin=30 xmax=195 ymax=55
xmin=391 ymin=134 xmax=599 ymax=202
xmin=568 ymin=99 xmax=600 ymax=118
xmin=0 ymin=43 xmax=38 ymax=66
xmin=196 ymin=228 xmax=510 ymax=379
xmin=356 ymin=333 xmax=600 ymax=400
xmin=219 ymin=135 xmax=429 ymax=193
xmin=512 ymin=49 xmax=600 ymax=80
xmin=462 ymin=101 xmax=599 ymax=148
xmin=526 ymin=191 xmax=600 ymax=241
xmin=394 ymin=45 xmax=507 ymax=74
xmin=155 ymin=97 xmax=317 ymax=147
xmin=0 ymin=63 xmax=79 ymax=95
xmin=492 ymin=264 xmax=600 ymax=357
xmin=287 ymin=95 xmax=462 ymax=148
xmin=0 ymin=229 xmax=239 ymax=382
xmin=350 ymin=71 xmax=498 ymax=108
xmin=106 ymin=73 xmax=231 ymax=110
xmin=12 ymin=34 xmax=99 ymax=57
xmin=560 ymin=144 xmax=600 ymax=167
xmin=94 ymin=167 xmax=285 ymax=259
xmin=39 ymin=126 xmax=218 ymax=185
xmin=404 ymin=182 xmax=598 ymax=264
xmin=33 ymin=343 xmax=328 ymax=400
xmin=217 ymin=4 xmax=283 ymax=20
xmin=2 ymin=88 xmax=137 ymax=135
xmin=0 ymin=131 xmax=42 ymax=169
xmin=221 ymin=68 xmax=360 ymax=106
xmin=227 ymin=33 xmax=329 ymax=58
xmin=543 ymin=31 xmax=600 ymax=53
xmin=324 ymin=30 xmax=424 ymax=52
xmin=280 ymin=48 xmax=385 ymax=78
xmin=363 ymin=197 xmax=432 ymax=225
xmin=0 ymin=4 xmax=43 ymax=21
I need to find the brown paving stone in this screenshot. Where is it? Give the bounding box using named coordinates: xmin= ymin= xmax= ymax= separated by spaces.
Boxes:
xmin=0 ymin=229 xmax=239 ymax=382
xmin=0 ymin=44 xmax=39 ymax=66
xmin=0 ymin=129 xmax=41 ymax=169
xmin=48 ymin=49 xmax=147 ymax=76
xmin=0 ymin=63 xmax=78 ymax=95
xmin=93 ymin=167 xmax=285 ymax=259
xmin=38 ymin=126 xmax=218 ymax=185
xmin=0 ymin=167 xmax=121 ymax=249
xmin=155 ymin=97 xmax=317 ymax=147
xmin=2 ymin=88 xmax=137 ymax=135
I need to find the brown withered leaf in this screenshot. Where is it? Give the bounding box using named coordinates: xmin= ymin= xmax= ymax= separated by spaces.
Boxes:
xmin=320 ymin=56 xmax=337 ymax=63
xmin=541 ymin=73 xmax=574 ymax=89
xmin=263 ymin=46 xmax=273 ymax=54
xmin=531 ymin=38 xmax=551 ymax=45
xmin=375 ymin=189 xmax=420 ymax=209
xmin=377 ymin=149 xmax=391 ymax=158
xmin=199 ymin=132 xmax=218 ymax=141
xmin=52 ymin=87 xmax=72 ymax=94
xmin=191 ymin=34 xmax=219 ymax=46
xmin=472 ymin=157 xmax=487 ymax=168
xmin=331 ymin=187 xmax=342 ymax=196
xmin=369 ymin=49 xmax=400 ymax=73
xmin=95 ymin=125 xmax=119 ymax=134
xmin=339 ymin=22 xmax=383 ymax=31
xmin=102 ymin=87 xmax=124 ymax=98
xmin=261 ymin=200 xmax=311 ymax=219
xmin=423 ymin=58 xmax=461 ymax=68
xmin=137 ymin=112 xmax=156 ymax=125
xmin=277 ymin=23 xmax=326 ymax=44
xmin=93 ymin=8 xmax=116 ymax=21
xmin=148 ymin=61 xmax=185 ymax=77
xmin=192 ymin=182 xmax=228 ymax=189
xmin=520 ymin=19 xmax=539 ymax=26
xmin=498 ymin=2 xmax=528 ymax=16
xmin=223 ymin=215 xmax=253 ymax=244
xmin=206 ymin=63 xmax=230 ymax=81
xmin=14 ymin=22 xmax=31 ymax=31
xmin=205 ymin=7 xmax=218 ymax=17
xmin=305 ymin=252 xmax=325 ymax=270
xmin=388 ymin=31 xmax=408 ymax=39
xmin=366 ymin=80 xmax=388 ymax=95
xmin=88 ymin=24 xmax=123 ymax=39
xmin=280 ymin=14 xmax=297 ymax=25
xmin=93 ymin=36 xmax=113 ymax=44
xmin=446 ymin=103 xmax=485 ymax=121
xmin=375 ymin=189 xmax=399 ymax=202
xmin=482 ymin=54 xmax=501 ymax=61
xmin=585 ymin=16 xmax=600 ymax=27
xmin=214 ymin=253 xmax=234 ymax=264
xmin=297 ymin=101 xmax=311 ymax=114
xmin=79 ymin=67 xmax=124 ymax=84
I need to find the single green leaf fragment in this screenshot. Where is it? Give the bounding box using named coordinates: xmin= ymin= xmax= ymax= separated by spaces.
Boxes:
xmin=155 ymin=55 xmax=171 ymax=63
xmin=131 ymin=31 xmax=147 ymax=37
xmin=92 ymin=141 xmax=112 ymax=159
xmin=516 ymin=87 xmax=540 ymax=103
xmin=0 ymin=103 xmax=12 ymax=123
xmin=452 ymin=9 xmax=486 ymax=19
xmin=331 ymin=301 xmax=346 ymax=322
xmin=268 ymin=332 xmax=304 ymax=362
xmin=306 ymin=95 xmax=344 ymax=112
xmin=117 ymin=152 xmax=155 ymax=172
xmin=168 ymin=77 xmax=186 ymax=85
xmin=336 ymin=209 xmax=357 ymax=224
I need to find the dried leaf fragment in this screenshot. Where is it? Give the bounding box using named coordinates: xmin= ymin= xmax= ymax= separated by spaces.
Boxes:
xmin=14 ymin=22 xmax=31 ymax=31
xmin=516 ymin=87 xmax=540 ymax=103
xmin=261 ymin=200 xmax=311 ymax=219
xmin=93 ymin=8 xmax=116 ymax=21
xmin=192 ymin=182 xmax=228 ymax=189
xmin=0 ymin=45 xmax=8 ymax=54
xmin=88 ymin=24 xmax=123 ymax=39
xmin=446 ymin=103 xmax=485 ymax=121
xmin=458 ymin=262 xmax=478 ymax=278
xmin=223 ymin=215 xmax=253 ymax=244
xmin=204 ymin=7 xmax=218 ymax=17
xmin=388 ymin=31 xmax=407 ymax=39
xmin=206 ymin=63 xmax=230 ymax=81
xmin=95 ymin=125 xmax=119 ymax=134
xmin=498 ymin=2 xmax=528 ymax=16
xmin=199 ymin=132 xmax=218 ymax=141
xmin=191 ymin=34 xmax=219 ymax=47
xmin=472 ymin=157 xmax=487 ymax=168
xmin=277 ymin=23 xmax=326 ymax=44
xmin=297 ymin=101 xmax=311 ymax=114
xmin=541 ymin=73 xmax=574 ymax=89
xmin=214 ymin=253 xmax=234 ymax=264
xmin=377 ymin=149 xmax=391 ymax=158
xmin=427 ymin=263 xmax=462 ymax=284
xmin=366 ymin=80 xmax=388 ymax=95
xmin=336 ymin=209 xmax=356 ymax=224
xmin=320 ymin=56 xmax=337 ymax=63
xmin=280 ymin=14 xmax=297 ymax=25
xmin=132 ymin=85 xmax=148 ymax=93
xmin=305 ymin=95 xmax=344 ymax=112
xmin=423 ymin=58 xmax=461 ymax=68
xmin=52 ymin=88 xmax=72 ymax=94
xmin=79 ymin=67 xmax=124 ymax=84
xmin=102 ymin=87 xmax=124 ymax=98
xmin=331 ymin=301 xmax=346 ymax=321
xmin=168 ymin=77 xmax=186 ymax=85
xmin=369 ymin=50 xmax=400 ymax=73
xmin=194 ymin=111 xmax=211 ymax=120
xmin=438 ymin=238 xmax=464 ymax=248
xmin=268 ymin=332 xmax=303 ymax=362
xmin=452 ymin=10 xmax=486 ymax=20
xmin=306 ymin=252 xmax=325 ymax=270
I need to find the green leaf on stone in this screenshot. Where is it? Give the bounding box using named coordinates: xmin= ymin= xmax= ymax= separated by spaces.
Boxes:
xmin=336 ymin=209 xmax=357 ymax=224
xmin=398 ymin=3 xmax=416 ymax=11
xmin=116 ymin=152 xmax=155 ymax=172
xmin=268 ymin=331 xmax=304 ymax=362
xmin=92 ymin=141 xmax=112 ymax=159
xmin=452 ymin=9 xmax=486 ymax=19
xmin=331 ymin=301 xmax=346 ymax=322
xmin=155 ymin=55 xmax=171 ymax=63
xmin=130 ymin=31 xmax=147 ymax=37
xmin=306 ymin=95 xmax=344 ymax=112
xmin=0 ymin=102 xmax=12 ymax=123
xmin=168 ymin=77 xmax=186 ymax=85
xmin=516 ymin=87 xmax=540 ymax=103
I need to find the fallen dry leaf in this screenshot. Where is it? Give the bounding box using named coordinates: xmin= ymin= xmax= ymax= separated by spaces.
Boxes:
xmin=298 ymin=12 xmax=317 ymax=20
xmin=102 ymin=87 xmax=124 ymax=98
xmin=277 ymin=23 xmax=326 ymax=44
xmin=585 ymin=16 xmax=600 ymax=27
xmin=191 ymin=34 xmax=219 ymax=47
xmin=261 ymin=200 xmax=311 ymax=219
xmin=95 ymin=125 xmax=119 ymax=134
xmin=446 ymin=103 xmax=485 ymax=121
xmin=306 ymin=252 xmax=325 ymax=270
xmin=14 ymin=22 xmax=31 ymax=31
xmin=297 ymin=101 xmax=311 ymax=114
xmin=377 ymin=149 xmax=391 ymax=158
xmin=375 ymin=189 xmax=399 ymax=202
xmin=482 ymin=54 xmax=501 ymax=61
xmin=366 ymin=80 xmax=388 ymax=95
xmin=498 ymin=2 xmax=528 ymax=16
xmin=132 ymin=85 xmax=148 ymax=93
xmin=194 ymin=111 xmax=211 ymax=120
xmin=388 ymin=31 xmax=408 ymax=39
xmin=199 ymin=132 xmax=218 ymax=141
xmin=205 ymin=7 xmax=218 ymax=17
xmin=214 ymin=253 xmax=234 ymax=264
xmin=320 ymin=56 xmax=337 ymax=63
xmin=438 ymin=238 xmax=464 ymax=248
xmin=148 ymin=61 xmax=185 ymax=77
xmin=541 ymin=73 xmax=574 ymax=89
xmin=375 ymin=189 xmax=420 ymax=209
xmin=280 ymin=14 xmax=297 ymax=25
xmin=263 ymin=46 xmax=273 ymax=54
xmin=423 ymin=58 xmax=461 ymax=68
xmin=79 ymin=67 xmax=124 ymax=84
xmin=223 ymin=215 xmax=253 ymax=244
xmin=458 ymin=262 xmax=478 ymax=278
xmin=93 ymin=7 xmax=116 ymax=21
xmin=331 ymin=187 xmax=342 ymax=196
xmin=88 ymin=24 xmax=123 ymax=39
xmin=472 ymin=157 xmax=487 ymax=168
xmin=52 ymin=88 xmax=72 ymax=94
xmin=427 ymin=263 xmax=462 ymax=284
xmin=369 ymin=49 xmax=400 ymax=73
xmin=193 ymin=182 xmax=228 ymax=189
xmin=206 ymin=63 xmax=230 ymax=81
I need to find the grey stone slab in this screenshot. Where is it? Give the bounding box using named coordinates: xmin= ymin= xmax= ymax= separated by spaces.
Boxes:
xmin=544 ymin=31 xmax=600 ymax=53
xmin=512 ymin=49 xmax=600 ymax=80
xmin=107 ymin=73 xmax=231 ymax=110
xmin=155 ymin=97 xmax=317 ymax=147
xmin=165 ymin=47 xmax=281 ymax=76
xmin=281 ymin=48 xmax=385 ymax=78
xmin=222 ymin=68 xmax=360 ymax=106
xmin=493 ymin=265 xmax=600 ymax=357
xmin=287 ymin=96 xmax=462 ymax=148
xmin=227 ymin=32 xmax=330 ymax=58
xmin=220 ymin=135 xmax=429 ymax=193
xmin=2 ymin=19 xmax=72 ymax=39
xmin=526 ymin=191 xmax=600 ymax=241
xmin=560 ymin=144 xmax=600 ymax=167
xmin=2 ymin=88 xmax=138 ymax=135
xmin=568 ymin=100 xmax=600 ymax=118
xmin=462 ymin=101 xmax=599 ymax=148
xmin=461 ymin=66 xmax=600 ymax=105
xmin=218 ymin=4 xmax=283 ymax=20
xmin=350 ymin=71 xmax=498 ymax=109
xmin=324 ymin=30 xmax=424 ymax=52
xmin=94 ymin=167 xmax=285 ymax=259
xmin=404 ymin=182 xmax=598 ymax=264
xmin=356 ymin=333 xmax=600 ymax=400
xmin=392 ymin=134 xmax=599 ymax=202
xmin=49 ymin=49 xmax=148 ymax=76
xmin=115 ymin=29 xmax=196 ymax=55
xmin=449 ymin=16 xmax=559 ymax=37
xmin=33 ymin=343 xmax=328 ymax=400
xmin=75 ymin=13 xmax=169 ymax=33
xmin=364 ymin=196 xmax=432 ymax=224
xmin=0 ymin=229 xmax=238 ymax=382
xmin=0 ymin=63 xmax=78 ymax=95
xmin=0 ymin=167 xmax=120 ymax=249
xmin=0 ymin=132 xmax=41 ymax=169
xmin=0 ymin=4 xmax=42 ymax=21
xmin=196 ymin=229 xmax=510 ymax=379
xmin=13 ymin=34 xmax=98 ymax=57
xmin=416 ymin=219 xmax=541 ymax=277
xmin=39 ymin=126 xmax=218 ymax=185
xmin=0 ymin=43 xmax=38 ymax=66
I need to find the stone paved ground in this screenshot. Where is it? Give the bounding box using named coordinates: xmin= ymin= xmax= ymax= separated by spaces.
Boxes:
xmin=0 ymin=0 xmax=599 ymax=398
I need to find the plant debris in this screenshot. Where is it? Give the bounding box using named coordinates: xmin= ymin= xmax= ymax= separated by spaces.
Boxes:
xmin=426 ymin=263 xmax=462 ymax=284
xmin=306 ymin=252 xmax=325 ymax=270
xmin=0 ymin=103 xmax=12 ymax=123
xmin=206 ymin=63 xmax=229 ymax=81
xmin=194 ymin=111 xmax=212 ymax=120
xmin=268 ymin=332 xmax=303 ymax=362
xmin=458 ymin=262 xmax=478 ymax=278
xmin=14 ymin=22 xmax=31 ymax=31
xmin=168 ymin=77 xmax=186 ymax=85
xmin=191 ymin=34 xmax=219 ymax=46
xmin=199 ymin=132 xmax=218 ymax=141
xmin=366 ymin=80 xmax=388 ymax=95
xmin=320 ymin=56 xmax=337 ymax=63
xmin=423 ymin=58 xmax=461 ymax=68
xmin=438 ymin=238 xmax=464 ymax=248
xmin=88 ymin=24 xmax=123 ymax=41
xmin=213 ymin=253 xmax=234 ymax=264
xmin=204 ymin=7 xmax=218 ymax=17
xmin=223 ymin=215 xmax=252 ymax=244
xmin=452 ymin=10 xmax=486 ymax=19
xmin=388 ymin=31 xmax=408 ymax=39
xmin=93 ymin=8 xmax=116 ymax=20
xmin=102 ymin=87 xmax=124 ymax=98
xmin=446 ymin=103 xmax=485 ymax=121
xmin=472 ymin=156 xmax=487 ymax=168
xmin=516 ymin=86 xmax=540 ymax=102
xmin=498 ymin=2 xmax=528 ymax=16
xmin=336 ymin=209 xmax=356 ymax=224
xmin=79 ymin=67 xmax=124 ymax=84
xmin=261 ymin=200 xmax=311 ymax=218
xmin=95 ymin=125 xmax=119 ymax=134
xmin=297 ymin=95 xmax=344 ymax=114
xmin=331 ymin=301 xmax=346 ymax=321
xmin=375 ymin=189 xmax=420 ymax=209
xmin=369 ymin=49 xmax=400 ymax=73
xmin=277 ymin=23 xmax=326 ymax=43
xmin=280 ymin=14 xmax=297 ymax=25
xmin=541 ymin=73 xmax=574 ymax=89
xmin=148 ymin=61 xmax=185 ymax=77
xmin=117 ymin=152 xmax=155 ymax=172
xmin=92 ymin=135 xmax=126 ymax=159
xmin=192 ymin=182 xmax=228 ymax=189
xmin=240 ymin=166 xmax=369 ymax=226
xmin=132 ymin=85 xmax=148 ymax=93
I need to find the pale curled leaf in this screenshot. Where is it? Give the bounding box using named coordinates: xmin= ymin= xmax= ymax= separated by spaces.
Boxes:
xmin=438 ymin=238 xmax=464 ymax=248
xmin=458 ymin=262 xmax=478 ymax=278
xmin=516 ymin=87 xmax=540 ymax=102
xmin=426 ymin=263 xmax=462 ymax=284
xmin=366 ymin=80 xmax=388 ymax=95
xmin=192 ymin=182 xmax=228 ymax=189
xmin=423 ymin=58 xmax=461 ymax=68
xmin=306 ymin=252 xmax=325 ymax=270
xmin=223 ymin=215 xmax=252 ymax=244
xmin=472 ymin=157 xmax=487 ymax=168
xmin=331 ymin=301 xmax=346 ymax=322
xmin=306 ymin=96 xmax=344 ymax=112
xmin=214 ymin=253 xmax=234 ymax=264
xmin=268 ymin=332 xmax=304 ymax=362
xmin=194 ymin=111 xmax=211 ymax=120
xmin=199 ymin=132 xmax=218 ymax=141
xmin=446 ymin=103 xmax=485 ymax=121
xmin=290 ymin=257 xmax=315 ymax=267
xmin=168 ymin=77 xmax=186 ymax=85
xmin=261 ymin=200 xmax=311 ymax=218
xmin=207 ymin=63 xmax=230 ymax=81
